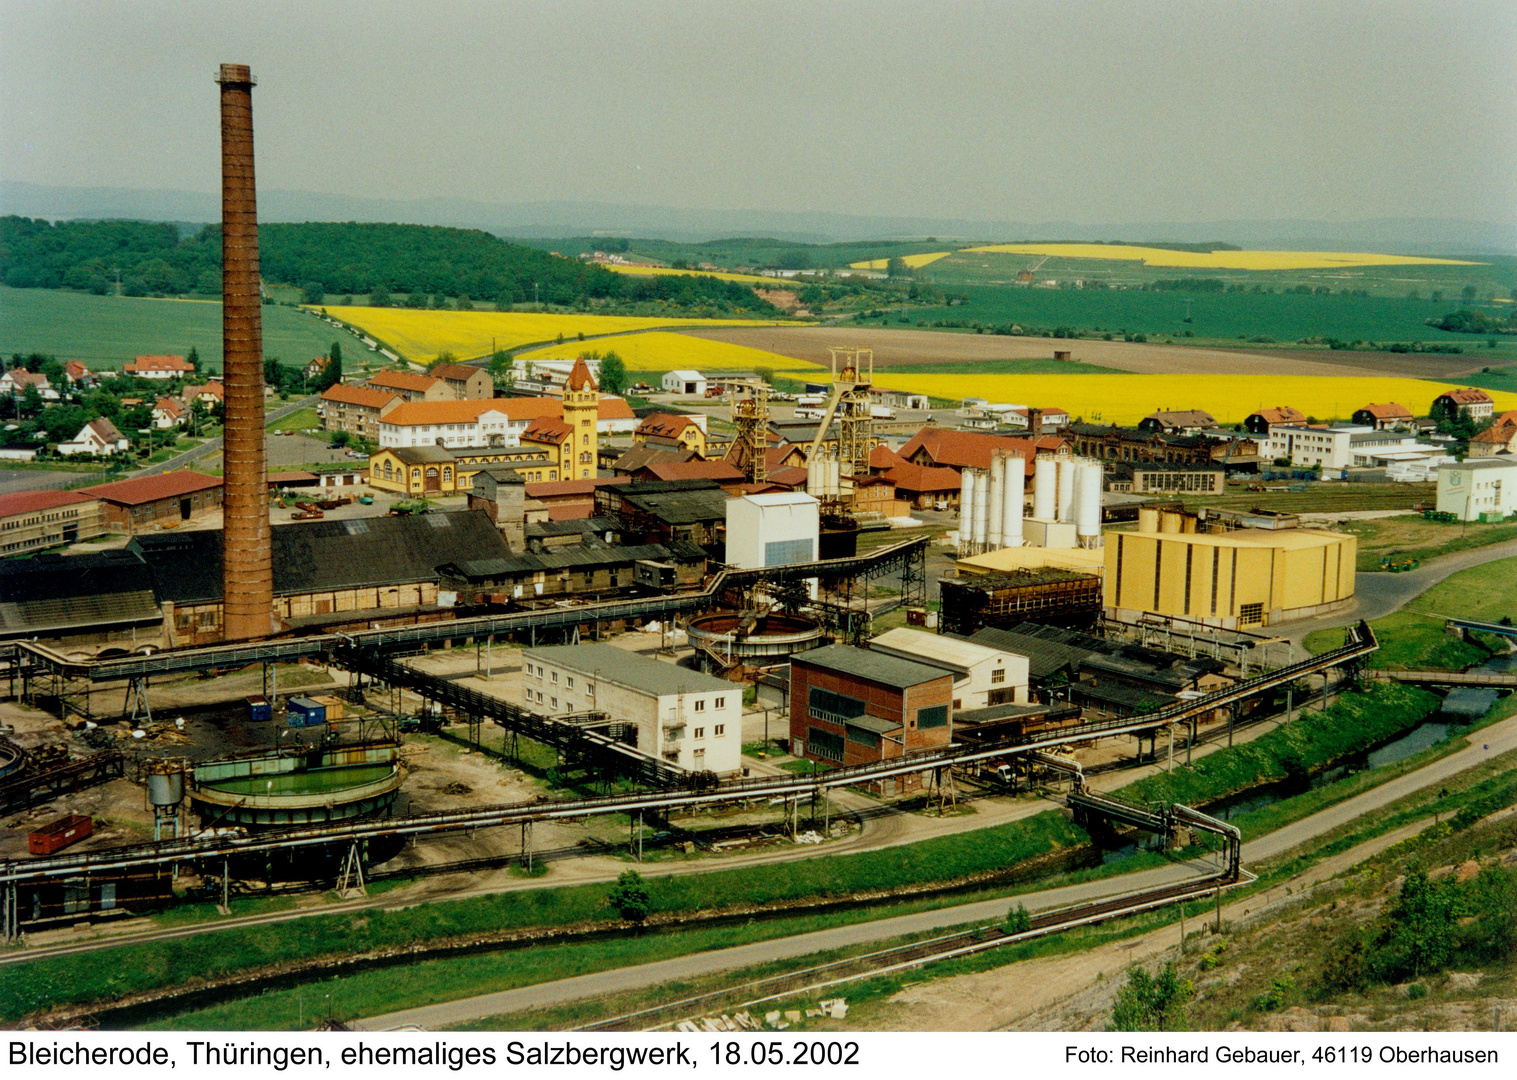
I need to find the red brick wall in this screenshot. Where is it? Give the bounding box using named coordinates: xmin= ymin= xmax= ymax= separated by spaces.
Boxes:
xmin=788 ymin=658 xmax=953 ymax=774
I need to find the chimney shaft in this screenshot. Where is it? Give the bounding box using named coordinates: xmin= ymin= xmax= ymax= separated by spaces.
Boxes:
xmin=217 ymin=64 xmax=273 ymax=641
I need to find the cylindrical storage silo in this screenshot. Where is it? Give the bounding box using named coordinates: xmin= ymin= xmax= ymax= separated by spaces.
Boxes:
xmin=986 ymin=452 xmax=1005 ymax=549
xmin=1160 ymin=510 xmax=1184 ymax=534
xmin=1002 ymin=453 xmax=1025 ymax=546
xmin=146 ymin=761 xmax=185 ymax=806
xmin=1057 ymin=457 xmax=1076 ymax=522
xmin=1033 ymin=456 xmax=1056 ymax=520
xmin=1138 ymin=507 xmax=1160 ymax=533
xmin=973 ymin=468 xmax=991 ymax=548
xmin=1076 ymin=462 xmax=1102 ymax=546
xmin=958 ymin=468 xmax=977 ymax=551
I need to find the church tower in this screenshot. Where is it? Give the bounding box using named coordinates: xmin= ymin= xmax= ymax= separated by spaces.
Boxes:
xmin=562 ymin=357 xmax=599 ymax=480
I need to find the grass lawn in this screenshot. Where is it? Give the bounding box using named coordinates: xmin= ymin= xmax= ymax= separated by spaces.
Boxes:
xmin=0 ymin=286 xmax=348 ymax=372
xmin=268 ymin=407 xmax=320 ymax=433
xmin=1304 ymin=554 xmax=1517 ymax=667
xmin=1339 ymin=514 xmax=1517 ymax=572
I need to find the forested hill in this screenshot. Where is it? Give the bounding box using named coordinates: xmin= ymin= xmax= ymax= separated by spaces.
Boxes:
xmin=0 ymin=217 xmax=778 ymax=315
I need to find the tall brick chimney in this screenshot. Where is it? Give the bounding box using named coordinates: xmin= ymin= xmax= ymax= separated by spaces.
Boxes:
xmin=216 ymin=63 xmax=273 ymax=641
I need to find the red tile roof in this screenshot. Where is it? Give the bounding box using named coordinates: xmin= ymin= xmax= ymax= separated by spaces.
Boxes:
xmin=636 ymin=413 xmax=702 ymax=439
xmin=1470 ymin=426 xmax=1515 ymax=445
xmin=765 ymin=466 xmax=810 ymax=488
xmin=429 ymin=362 xmax=483 ymax=383
xmin=596 ymin=395 xmax=635 ymax=420
xmin=268 ymin=471 xmax=319 ymax=484
xmin=381 ymin=397 xmax=558 ymax=426
xmin=1492 ymin=410 xmax=1517 ymax=429
xmin=0 ymin=489 xmax=95 ymax=518
xmin=1250 ymin=406 xmax=1308 ymax=424
xmin=321 ymin=383 xmax=401 ymax=409
xmin=369 ymin=370 xmax=443 ymax=394
xmin=641 ymin=460 xmax=744 ymax=483
xmin=869 ymin=444 xmax=905 ymax=470
xmin=521 ymin=417 xmax=572 ymax=443
xmin=898 ymin=426 xmax=1064 ymax=474
xmin=154 ymin=397 xmax=184 ymax=417
xmin=1438 ymin=388 xmax=1494 ymax=406
xmin=80 ymin=470 xmax=222 ymax=506
xmin=883 ymin=462 xmax=963 ymax=493
xmin=126 ymin=354 xmax=193 ymax=373
xmin=1356 ymin=402 xmax=1412 ymax=420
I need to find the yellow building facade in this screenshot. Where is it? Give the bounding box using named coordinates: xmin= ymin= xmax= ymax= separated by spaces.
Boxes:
xmin=1104 ymin=523 xmax=1355 ymax=629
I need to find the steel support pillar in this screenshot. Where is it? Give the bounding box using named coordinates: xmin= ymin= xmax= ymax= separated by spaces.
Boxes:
xmin=336 ymin=841 xmax=367 ymax=898
xmin=125 ymin=676 xmax=151 ymax=727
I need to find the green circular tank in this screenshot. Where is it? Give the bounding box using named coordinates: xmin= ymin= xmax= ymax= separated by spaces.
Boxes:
xmin=190 ymin=743 xmax=402 ymax=828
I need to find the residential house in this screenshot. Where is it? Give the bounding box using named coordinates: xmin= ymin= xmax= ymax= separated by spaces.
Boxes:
xmin=124 ymin=355 xmax=195 ymax=380
xmin=56 ymin=418 xmax=129 ymax=457
xmin=63 ymin=361 xmax=97 ymax=388
xmin=152 ymin=397 xmax=185 ymax=429
xmin=1432 ymin=388 xmax=1495 ymax=422
xmin=0 ymin=368 xmax=57 ymax=401
xmin=1138 ymin=410 xmax=1217 ymax=434
xmin=319 ymin=383 xmax=402 ymax=440
xmin=181 ymin=380 xmax=225 ymax=407
xmin=367 ymin=370 xmax=451 ymax=403
xmin=302 ymin=356 xmax=333 ymax=382
xmin=430 ymin=362 xmax=494 ymax=400
xmin=1351 ymin=402 xmax=1414 ymax=430
xmin=1244 ymin=406 xmax=1307 ymax=434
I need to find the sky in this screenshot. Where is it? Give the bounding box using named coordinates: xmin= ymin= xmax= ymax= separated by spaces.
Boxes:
xmin=1 ymin=0 xmax=1515 ymax=229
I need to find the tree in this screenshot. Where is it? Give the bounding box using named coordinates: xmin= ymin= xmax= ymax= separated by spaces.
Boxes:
xmin=1460 ymin=284 xmax=1477 ymax=304
xmin=488 ymin=349 xmax=514 ymax=387
xmin=187 ymin=346 xmax=202 ymax=377
xmin=427 ymin=351 xmax=460 ymax=372
xmin=369 ymin=286 xmax=391 ymax=308
xmin=598 ymin=351 xmax=627 ymax=395
xmin=302 ymin=281 xmax=326 ymax=305
xmin=312 ymin=341 xmax=343 ymax=392
xmin=885 ymin=256 xmax=909 ymax=279
xmin=1110 ymin=963 xmax=1193 ymax=1031
xmin=1380 ymin=870 xmax=1459 ymax=980
xmin=607 ymin=870 xmax=650 ymax=924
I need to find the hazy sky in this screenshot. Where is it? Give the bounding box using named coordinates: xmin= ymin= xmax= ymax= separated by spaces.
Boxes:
xmin=2 ymin=0 xmax=1514 ymax=226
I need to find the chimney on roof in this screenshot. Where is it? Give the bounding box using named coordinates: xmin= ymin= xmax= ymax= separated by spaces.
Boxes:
xmin=216 ymin=63 xmax=274 ymax=641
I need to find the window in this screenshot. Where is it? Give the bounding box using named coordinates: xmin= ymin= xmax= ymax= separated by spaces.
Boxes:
xmin=198 ymin=610 xmax=217 ymax=628
xmin=694 ymin=699 xmax=705 ymax=712
xmin=990 ymin=668 xmax=1006 ymax=684
xmin=551 ymin=671 xmax=558 ymax=684
xmin=917 ymin=705 xmax=948 ymax=729
xmin=846 ymin=724 xmax=879 ymax=749
xmin=694 ymin=727 xmax=705 ymax=739
xmin=1239 ymin=602 xmax=1264 ymax=626
xmin=715 ymin=697 xmax=725 ymax=709
xmin=550 ymin=696 xmax=558 ymax=709
xmin=714 ymin=724 xmax=725 ymax=736
xmin=808 ymin=727 xmax=844 ymax=762
xmin=808 ymin=686 xmax=866 ymax=724
xmin=565 ymin=676 xmax=574 ymax=689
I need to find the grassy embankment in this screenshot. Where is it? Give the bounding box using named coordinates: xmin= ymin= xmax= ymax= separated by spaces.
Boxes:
xmin=268 ymin=408 xmax=320 ymax=433
xmin=1305 ymin=554 xmax=1517 ymax=669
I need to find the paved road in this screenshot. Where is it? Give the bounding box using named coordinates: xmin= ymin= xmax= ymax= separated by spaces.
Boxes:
xmin=358 ymin=712 xmax=1517 ymax=1030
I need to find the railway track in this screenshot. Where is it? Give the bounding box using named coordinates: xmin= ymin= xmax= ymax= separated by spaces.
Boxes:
xmin=579 ymin=869 xmax=1248 ymax=1032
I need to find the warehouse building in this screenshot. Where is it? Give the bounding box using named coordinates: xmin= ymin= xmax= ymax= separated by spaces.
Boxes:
xmin=78 ymin=471 xmax=224 ymax=534
xmin=870 ymin=627 xmax=1029 ymax=708
xmin=0 ymin=490 xmax=108 ymax=554
xmin=523 ymin=643 xmax=740 ymax=775
xmin=1103 ymin=511 xmax=1355 ymax=629
xmin=788 ymin=643 xmax=953 ymax=793
xmin=440 ymin=537 xmax=707 ymax=603
xmin=0 ymin=549 xmax=163 ymax=645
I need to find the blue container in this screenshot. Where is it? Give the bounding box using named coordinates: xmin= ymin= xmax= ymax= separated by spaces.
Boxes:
xmin=285 ymin=697 xmax=327 ymax=728
xmin=245 ymin=695 xmax=272 ymax=722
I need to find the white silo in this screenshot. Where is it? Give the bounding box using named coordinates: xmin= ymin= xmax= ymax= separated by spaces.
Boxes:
xmin=1076 ymin=462 xmax=1103 ymax=547
xmin=958 ymin=467 xmax=977 ymax=551
xmin=973 ymin=467 xmax=991 ymax=549
xmin=1057 ymin=457 xmax=1076 ymax=523
xmin=986 ymin=453 xmax=1005 ymax=549
xmin=1002 ymin=452 xmax=1025 ymax=546
xmin=1032 ymin=456 xmax=1056 ymax=520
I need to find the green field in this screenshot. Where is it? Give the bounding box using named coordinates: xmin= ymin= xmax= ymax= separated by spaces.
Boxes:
xmin=884 ymin=282 xmax=1517 ymax=350
xmin=0 ymin=287 xmax=358 ymax=372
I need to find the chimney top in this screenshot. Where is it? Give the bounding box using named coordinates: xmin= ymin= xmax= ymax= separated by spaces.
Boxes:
xmin=215 ymin=63 xmax=255 ymax=86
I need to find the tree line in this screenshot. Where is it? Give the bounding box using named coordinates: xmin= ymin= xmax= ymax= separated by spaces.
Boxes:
xmin=0 ymin=217 xmax=778 ymax=316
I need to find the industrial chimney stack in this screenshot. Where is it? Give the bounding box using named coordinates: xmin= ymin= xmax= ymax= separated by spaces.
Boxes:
xmin=216 ymin=64 xmax=274 ymax=641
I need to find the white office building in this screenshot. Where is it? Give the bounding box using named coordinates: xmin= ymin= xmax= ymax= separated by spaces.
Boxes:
xmin=522 ymin=644 xmax=742 ymax=775
xmin=869 ymin=628 xmax=1030 ymax=709
xmin=1436 ymin=459 xmax=1517 ymax=521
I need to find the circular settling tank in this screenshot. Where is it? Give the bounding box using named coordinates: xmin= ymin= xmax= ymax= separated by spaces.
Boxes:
xmin=190 ymin=743 xmax=402 ymax=828
xmin=686 ymin=612 xmax=825 ymax=666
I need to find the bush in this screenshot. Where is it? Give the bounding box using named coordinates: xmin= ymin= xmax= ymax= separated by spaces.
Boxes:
xmin=607 ymin=870 xmax=651 ymax=924
xmin=1110 ymin=963 xmax=1192 ymax=1030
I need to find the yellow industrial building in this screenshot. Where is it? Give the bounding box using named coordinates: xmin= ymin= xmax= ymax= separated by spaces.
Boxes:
xmin=1104 ymin=509 xmax=1355 ymax=629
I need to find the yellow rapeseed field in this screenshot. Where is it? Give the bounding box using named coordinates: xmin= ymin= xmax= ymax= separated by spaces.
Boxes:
xmin=517 ymin=331 xmax=820 ymax=373
xmin=601 ymin=265 xmax=793 ymax=286
xmin=960 ymin=244 xmax=1478 ymax=271
xmin=849 ymin=251 xmax=955 ymax=271
xmin=319 ymin=307 xmax=788 ymax=361
xmin=851 ymin=372 xmax=1517 ymax=426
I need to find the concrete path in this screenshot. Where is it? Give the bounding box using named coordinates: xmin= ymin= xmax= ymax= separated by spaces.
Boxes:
xmin=357 ymin=713 xmax=1517 ymax=1030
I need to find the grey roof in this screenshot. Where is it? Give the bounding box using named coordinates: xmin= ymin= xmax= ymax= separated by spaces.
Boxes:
xmin=525 ymin=643 xmax=731 ymax=697
xmin=846 ymin=713 xmax=904 ymax=734
xmin=1072 ymin=680 xmax=1176 ymax=711
xmin=792 ymin=643 xmax=952 ymax=690
xmin=132 ymin=510 xmax=512 ymax=604
xmin=0 ymin=550 xmax=161 ymax=636
xmin=390 ymin=446 xmax=456 ymax=465
xmin=526 ymin=516 xmax=621 ymax=539
xmin=954 ymin=702 xmax=1048 ymax=726
xmin=967 ymin=622 xmax=1223 ymax=689
xmin=616 ymin=485 xmax=729 ymax=525
xmin=444 ymin=539 xmax=705 ymax=580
